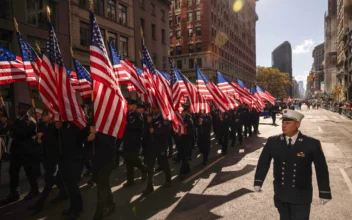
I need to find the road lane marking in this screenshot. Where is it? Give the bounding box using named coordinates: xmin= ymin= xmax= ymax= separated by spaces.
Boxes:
xmin=333 ymin=116 xmax=339 ymax=119
xmin=183 ymin=156 xmax=225 ymax=184
xmin=317 ymin=126 xmax=323 ymax=132
xmin=339 ymin=168 xmax=352 ymax=195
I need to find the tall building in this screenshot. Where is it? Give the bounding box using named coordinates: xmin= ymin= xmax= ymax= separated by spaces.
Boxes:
xmin=0 ymin=0 xmax=70 ymax=118
xmin=271 ymin=41 xmax=293 ymax=96
xmin=312 ymin=43 xmax=324 ymax=93
xmin=133 ymin=0 xmax=171 ymax=72
xmin=169 ymin=0 xmax=258 ymax=84
xmin=323 ymin=0 xmax=337 ymax=95
xmin=298 ymin=81 xmax=305 ymax=99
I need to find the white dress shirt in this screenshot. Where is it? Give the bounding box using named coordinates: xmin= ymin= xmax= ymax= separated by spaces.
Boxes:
xmin=285 ymin=131 xmax=300 ymax=145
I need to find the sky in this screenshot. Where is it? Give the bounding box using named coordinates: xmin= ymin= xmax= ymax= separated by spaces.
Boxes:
xmin=255 ymin=0 xmax=327 ymax=88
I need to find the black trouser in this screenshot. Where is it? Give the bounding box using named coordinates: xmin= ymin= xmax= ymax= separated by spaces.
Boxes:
xmin=274 ymin=197 xmax=311 ymax=220
xmin=231 ymin=126 xmax=243 ymax=146
xmin=272 ymin=113 xmax=277 ymax=124
xmin=59 ymin=160 xmax=83 ymax=212
xmin=244 ymin=123 xmax=252 ymax=137
xmin=179 ymin=137 xmax=191 ymax=175
xmin=167 ymin=135 xmax=173 ymax=156
xmin=145 ymin=153 xmax=171 ymax=187
xmin=33 ymin=158 xmax=67 ymax=207
xmin=94 ymin=162 xmax=115 ymax=218
xmin=123 ymin=151 xmax=146 ymax=183
xmin=115 ymin=139 xmax=122 ymax=167
xmin=218 ymin=133 xmax=228 ymax=153
xmin=198 ymin=139 xmax=210 ymax=163
xmin=9 ymin=153 xmax=40 ymax=194
xmin=253 ymin=119 xmax=259 ymax=134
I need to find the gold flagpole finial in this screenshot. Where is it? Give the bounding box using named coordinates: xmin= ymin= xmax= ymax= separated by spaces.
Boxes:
xmin=70 ymin=47 xmax=74 ymax=58
xmin=14 ymin=18 xmax=19 ymax=33
xmin=139 ymin=51 xmax=142 ymax=59
xmin=47 ymin=6 xmax=51 ymax=22
xmin=89 ymin=0 xmax=93 ymax=10
xmin=35 ymin=42 xmax=42 ymax=55
xmin=140 ymin=27 xmax=144 ymax=37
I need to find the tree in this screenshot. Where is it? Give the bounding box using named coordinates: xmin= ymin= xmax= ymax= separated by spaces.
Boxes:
xmin=256 ymin=66 xmax=292 ymax=99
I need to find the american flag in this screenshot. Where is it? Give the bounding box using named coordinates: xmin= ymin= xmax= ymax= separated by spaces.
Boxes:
xmin=227 ymin=77 xmax=254 ymax=106
xmin=158 ymin=71 xmax=170 ymax=80
xmin=196 ymin=66 xmax=237 ymax=112
xmin=196 ymin=68 xmax=213 ymax=101
xmin=169 ymin=59 xmax=187 ymax=110
xmin=66 ymin=68 xmax=80 ymax=91
xmin=250 ymin=86 xmax=265 ymax=109
xmin=16 ymin=32 xmax=39 ymax=86
xmin=0 ymin=46 xmax=26 ymax=85
xmin=217 ymin=71 xmax=240 ymax=100
xmin=73 ymin=58 xmax=92 ymax=99
xmin=41 ymin=23 xmax=86 ymax=128
xmin=179 ymin=69 xmax=210 ymax=114
xmin=256 ymin=85 xmax=275 ymax=105
xmin=90 ymin=10 xmax=127 ymax=138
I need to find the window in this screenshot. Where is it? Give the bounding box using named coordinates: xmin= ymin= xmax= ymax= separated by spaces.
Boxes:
xmin=152 ymin=54 xmax=157 ymax=65
xmin=169 ymin=31 xmax=173 ymax=40
xmin=189 ymin=59 xmax=194 ymax=69
xmin=197 ymin=58 xmax=202 ymax=67
xmin=79 ymin=0 xmax=88 ymax=9
xmin=107 ymin=0 xmax=116 ymax=21
xmin=27 ymin=0 xmax=57 ymax=29
xmin=196 ymin=27 xmax=201 ymax=36
xmin=196 ymin=11 xmax=201 ymax=20
xmin=119 ymin=36 xmax=128 ymax=57
xmin=162 ymin=56 xmax=167 ymax=70
xmin=169 ymin=19 xmax=172 ymax=27
xmin=188 ymin=12 xmax=193 ymax=22
xmin=195 ymin=0 xmax=200 ymax=4
xmin=151 ymin=3 xmax=155 ymax=15
xmin=108 ymin=32 xmax=117 ymax=48
xmin=140 ymin=0 xmax=144 ymax=8
xmin=141 ymin=18 xmax=145 ymax=33
xmin=80 ymin=22 xmax=90 ymax=46
xmin=161 ymin=10 xmax=165 ymax=21
xmin=175 ymin=0 xmax=180 ymax=9
xmin=169 ymin=47 xmax=174 ymax=56
xmin=176 ymin=46 xmax=182 ymax=55
xmin=177 ymin=60 xmax=182 ymax=69
xmin=176 ymin=30 xmax=181 ymax=39
xmin=188 ymin=28 xmax=193 ymax=38
xmin=100 ymin=28 xmax=106 ymax=43
xmin=118 ymin=4 xmax=127 ymax=26
xmin=188 ymin=0 xmax=192 ymax=6
xmin=176 ymin=15 xmax=181 ymax=24
xmin=152 ymin=24 xmax=156 ymax=40
xmin=196 ymin=43 xmax=201 ymax=52
xmin=188 ymin=44 xmax=194 ymax=53
xmin=94 ymin=0 xmax=104 ymax=16
xmin=161 ymin=29 xmax=165 ymax=44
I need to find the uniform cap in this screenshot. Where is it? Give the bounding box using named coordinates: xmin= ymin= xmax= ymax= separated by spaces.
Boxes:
xmin=137 ymin=104 xmax=145 ymax=109
xmin=35 ymin=108 xmax=43 ymax=114
xmin=126 ymin=98 xmax=137 ymax=105
xmin=282 ymin=109 xmax=304 ymax=122
xmin=42 ymin=109 xmax=49 ymax=116
xmin=17 ymin=102 xmax=32 ymax=110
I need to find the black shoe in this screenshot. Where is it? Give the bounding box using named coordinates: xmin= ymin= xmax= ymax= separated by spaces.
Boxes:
xmin=202 ymin=161 xmax=208 ymax=165
xmin=122 ymin=181 xmax=135 ymax=188
xmin=51 ymin=193 xmax=69 ymax=204
xmin=24 ymin=191 xmax=40 ymax=200
xmin=87 ymin=180 xmax=96 ymax=188
xmin=102 ymin=205 xmax=116 ymax=218
xmin=66 ymin=210 xmax=82 ymax=220
xmin=142 ymin=186 xmax=154 ymax=195
xmin=141 ymin=172 xmax=147 ymax=181
xmin=222 ymin=151 xmax=228 ymax=155
xmin=163 ymin=181 xmax=172 ymax=188
xmin=1 ymin=193 xmax=20 ymax=205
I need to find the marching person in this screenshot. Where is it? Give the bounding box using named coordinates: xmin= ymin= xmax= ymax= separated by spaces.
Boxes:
xmin=230 ymin=109 xmax=243 ymax=147
xmin=216 ymin=111 xmax=230 ymax=154
xmin=251 ymin=108 xmax=260 ymax=135
xmin=196 ymin=114 xmax=212 ymax=165
xmin=142 ymin=105 xmax=172 ymax=195
xmin=254 ymin=109 xmax=332 ymax=220
xmin=2 ymin=102 xmax=40 ymax=205
xmin=122 ymin=99 xmax=147 ymax=188
xmin=270 ymin=103 xmax=279 ymax=125
xmin=28 ymin=109 xmax=68 ymax=213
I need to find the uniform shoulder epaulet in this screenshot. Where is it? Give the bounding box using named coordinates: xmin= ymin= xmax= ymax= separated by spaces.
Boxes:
xmin=269 ymin=134 xmax=282 ymax=141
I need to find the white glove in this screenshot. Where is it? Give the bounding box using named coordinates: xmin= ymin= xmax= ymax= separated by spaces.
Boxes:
xmin=254 ymin=186 xmax=262 ymax=192
xmin=319 ymin=198 xmax=330 ymax=205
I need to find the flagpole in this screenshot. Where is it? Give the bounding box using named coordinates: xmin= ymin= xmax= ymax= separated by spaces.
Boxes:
xmin=14 ymin=18 xmax=39 ymax=122
xmin=89 ymin=0 xmax=96 ymax=155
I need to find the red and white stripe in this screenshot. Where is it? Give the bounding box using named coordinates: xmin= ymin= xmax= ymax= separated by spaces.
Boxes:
xmin=217 ymin=82 xmax=240 ymax=100
xmin=196 ymin=79 xmax=214 ymax=100
xmin=182 ymin=75 xmax=210 ymax=114
xmin=0 ymin=56 xmax=26 ymax=85
xmin=23 ymin=60 xmax=38 ymax=86
xmin=204 ymin=81 xmax=237 ymax=112
xmin=69 ymin=71 xmax=92 ymax=99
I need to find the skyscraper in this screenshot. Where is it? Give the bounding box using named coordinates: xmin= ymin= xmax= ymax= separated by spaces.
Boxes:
xmin=272 ymin=41 xmax=293 ymax=96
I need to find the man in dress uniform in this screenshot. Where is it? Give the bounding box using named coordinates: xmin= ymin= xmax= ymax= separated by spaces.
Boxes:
xmin=216 ymin=111 xmax=230 ymax=154
xmin=271 ymin=103 xmax=279 ymax=125
xmin=28 ymin=109 xmax=68 ymax=213
xmin=250 ymin=107 xmax=260 ymax=135
xmin=196 ymin=114 xmax=212 ymax=165
xmin=254 ymin=109 xmax=332 ymax=220
xmin=142 ymin=106 xmax=172 ymax=195
xmin=230 ymin=109 xmax=243 ymax=147
xmin=122 ymin=99 xmax=147 ymax=188
xmin=2 ymin=102 xmax=40 ymax=205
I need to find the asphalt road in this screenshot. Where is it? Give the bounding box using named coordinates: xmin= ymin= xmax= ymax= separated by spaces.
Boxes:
xmin=1 ymin=108 xmax=352 ymax=220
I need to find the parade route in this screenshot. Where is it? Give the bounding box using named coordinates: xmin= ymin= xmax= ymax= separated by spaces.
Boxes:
xmin=1 ymin=108 xmax=352 ymax=220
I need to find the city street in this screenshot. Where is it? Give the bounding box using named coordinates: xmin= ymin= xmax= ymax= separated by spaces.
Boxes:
xmin=1 ymin=108 xmax=352 ymax=220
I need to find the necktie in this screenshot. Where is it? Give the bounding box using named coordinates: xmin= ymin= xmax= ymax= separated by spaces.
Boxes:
xmin=288 ymin=138 xmax=292 ymax=148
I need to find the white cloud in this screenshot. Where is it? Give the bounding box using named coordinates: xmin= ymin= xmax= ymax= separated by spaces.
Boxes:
xmin=303 ymin=70 xmax=310 ymax=74
xmin=293 ymin=40 xmax=315 ymax=54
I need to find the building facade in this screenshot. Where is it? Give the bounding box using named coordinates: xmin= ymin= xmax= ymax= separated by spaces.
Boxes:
xmin=312 ymin=43 xmax=324 ymax=93
xmin=133 ymin=0 xmax=171 ymax=72
xmin=298 ymin=81 xmax=305 ymax=99
xmin=0 ymin=0 xmax=71 ymax=118
xmin=271 ymin=41 xmax=293 ymax=97
xmin=169 ymin=0 xmax=258 ymax=84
